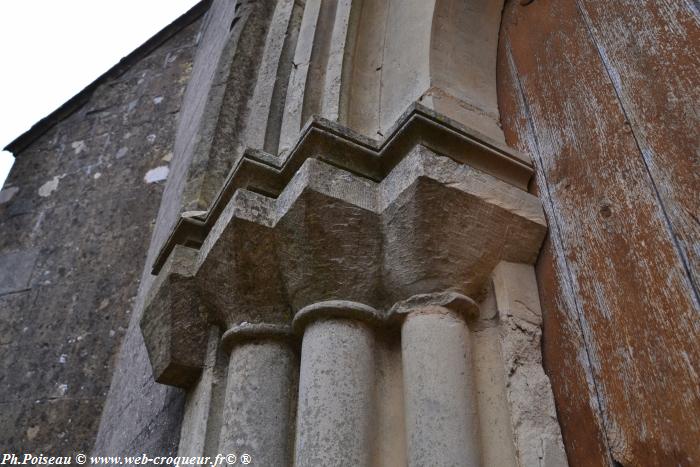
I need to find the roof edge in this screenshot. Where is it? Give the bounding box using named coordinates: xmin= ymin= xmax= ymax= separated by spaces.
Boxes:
xmin=4 ymin=0 xmax=212 ymax=155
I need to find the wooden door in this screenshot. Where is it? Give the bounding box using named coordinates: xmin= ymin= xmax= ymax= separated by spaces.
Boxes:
xmin=497 ymin=1 xmax=700 ymax=465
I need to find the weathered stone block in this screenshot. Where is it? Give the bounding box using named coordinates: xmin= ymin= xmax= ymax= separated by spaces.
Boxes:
xmin=0 ymin=249 xmax=38 ymax=295
xmin=141 ymin=246 xmax=207 ymax=388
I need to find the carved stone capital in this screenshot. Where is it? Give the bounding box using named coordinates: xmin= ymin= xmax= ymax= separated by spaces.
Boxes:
xmin=142 ymin=110 xmax=547 ymax=390
xmin=140 ymin=246 xmax=208 ymax=389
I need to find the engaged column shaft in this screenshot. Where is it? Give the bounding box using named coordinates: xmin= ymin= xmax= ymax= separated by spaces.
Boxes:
xmin=399 ymin=298 xmax=481 ymax=467
xmin=293 ymin=302 xmax=379 ymax=467
xmin=218 ymin=325 xmax=296 ymax=466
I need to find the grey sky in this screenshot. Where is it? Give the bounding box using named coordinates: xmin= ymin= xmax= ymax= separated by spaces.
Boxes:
xmin=0 ymin=0 xmax=200 ymax=189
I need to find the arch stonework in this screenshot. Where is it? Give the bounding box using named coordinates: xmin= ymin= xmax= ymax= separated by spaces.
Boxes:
xmin=110 ymin=0 xmax=568 ymax=464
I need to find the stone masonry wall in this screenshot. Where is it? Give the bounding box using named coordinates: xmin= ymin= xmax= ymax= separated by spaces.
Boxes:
xmin=0 ymin=16 xmax=203 ymax=455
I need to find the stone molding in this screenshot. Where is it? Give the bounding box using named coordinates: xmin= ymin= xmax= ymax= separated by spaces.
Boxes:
xmin=220 ymin=322 xmax=294 ymax=353
xmin=152 ymin=103 xmax=534 ymax=275
xmin=389 ymin=291 xmax=480 ymax=322
xmin=292 ymin=300 xmax=383 ymax=334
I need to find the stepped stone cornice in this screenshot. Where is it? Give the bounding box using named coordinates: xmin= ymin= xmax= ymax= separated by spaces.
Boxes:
xmin=152 ymin=103 xmax=534 ymax=275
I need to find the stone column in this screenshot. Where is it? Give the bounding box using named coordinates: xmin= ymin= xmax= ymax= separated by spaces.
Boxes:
xmin=178 ymin=327 xmax=222 ymax=457
xmin=392 ymin=292 xmax=481 ymax=467
xmin=292 ymin=301 xmax=381 ymax=467
xmin=218 ymin=323 xmax=297 ymax=466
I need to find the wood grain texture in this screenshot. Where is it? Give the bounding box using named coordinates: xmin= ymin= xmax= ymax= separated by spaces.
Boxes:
xmin=576 ymin=0 xmax=700 ymax=296
xmin=497 ymin=1 xmax=700 ymax=466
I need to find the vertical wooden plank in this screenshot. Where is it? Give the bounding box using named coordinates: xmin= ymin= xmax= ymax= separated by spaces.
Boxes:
xmin=576 ymin=0 xmax=700 ymax=295
xmin=498 ymin=10 xmax=613 ymax=465
xmin=497 ymin=1 xmax=700 ymax=465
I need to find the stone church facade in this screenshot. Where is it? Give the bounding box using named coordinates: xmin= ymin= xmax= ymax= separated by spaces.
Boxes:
xmin=0 ymin=1 xmax=697 ymax=466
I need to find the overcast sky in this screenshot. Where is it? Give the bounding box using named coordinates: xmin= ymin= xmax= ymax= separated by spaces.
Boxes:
xmin=0 ymin=0 xmax=200 ymax=189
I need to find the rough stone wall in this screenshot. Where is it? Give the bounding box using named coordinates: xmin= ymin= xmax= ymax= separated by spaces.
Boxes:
xmin=0 ymin=16 xmax=203 ymax=455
